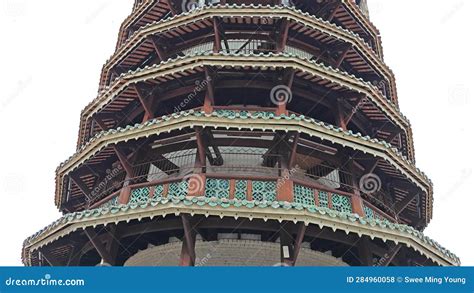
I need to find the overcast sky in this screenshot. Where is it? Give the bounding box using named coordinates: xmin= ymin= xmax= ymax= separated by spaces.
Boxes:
xmin=0 ymin=0 xmax=472 ymax=266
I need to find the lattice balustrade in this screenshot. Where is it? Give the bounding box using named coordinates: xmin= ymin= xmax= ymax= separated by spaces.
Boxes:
xmin=363 ymin=204 xmax=385 ymax=221
xmin=205 ymin=178 xmax=230 ymax=199
xmin=214 ymin=109 xmax=275 ymax=118
xmin=129 ymin=187 xmax=150 ymax=204
xmin=152 ymin=184 xmax=165 ymax=199
xmin=363 ymin=204 xmax=375 ymax=219
xmin=234 ymin=180 xmax=248 ymax=200
xmin=293 ymin=184 xmax=316 ymax=206
xmin=251 ymin=181 xmax=276 ymax=201
xmin=252 ymin=111 xmax=275 ymax=118
xmin=331 ymin=194 xmax=353 ymax=213
xmin=168 ymin=181 xmax=188 ymax=197
xmin=101 ymin=195 xmax=119 ymax=208
xmin=318 ymin=191 xmax=329 ymax=208
xmin=214 ymin=109 xmax=239 ymax=117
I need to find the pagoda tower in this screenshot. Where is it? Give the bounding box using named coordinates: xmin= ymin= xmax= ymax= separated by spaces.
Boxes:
xmin=23 ymin=0 xmax=459 ymax=266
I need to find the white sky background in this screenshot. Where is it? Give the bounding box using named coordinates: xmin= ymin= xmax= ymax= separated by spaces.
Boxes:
xmin=0 ymin=0 xmax=472 ymax=266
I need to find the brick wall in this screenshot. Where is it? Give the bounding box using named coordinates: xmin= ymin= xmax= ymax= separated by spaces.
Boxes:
xmin=125 ymin=239 xmax=348 ymax=266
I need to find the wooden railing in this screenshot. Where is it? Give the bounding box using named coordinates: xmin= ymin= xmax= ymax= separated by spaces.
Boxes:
xmin=90 ymin=172 xmax=397 ymax=224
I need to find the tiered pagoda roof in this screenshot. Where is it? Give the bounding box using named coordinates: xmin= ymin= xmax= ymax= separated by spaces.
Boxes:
xmin=23 ymin=0 xmax=458 ymax=267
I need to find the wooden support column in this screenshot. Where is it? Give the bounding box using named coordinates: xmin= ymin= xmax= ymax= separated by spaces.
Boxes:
xmin=229 ymin=179 xmax=236 ymax=199
xmin=276 ymin=19 xmax=289 ymax=53
xmin=278 ymin=222 xmax=306 ymax=266
xmin=195 ymin=127 xmax=207 ymax=171
xmin=113 ymin=145 xmax=134 ymax=204
xmin=275 ymin=69 xmax=295 ymax=115
xmin=212 ymin=17 xmax=222 ymax=53
xmin=336 ymin=97 xmax=347 ymax=130
xmin=397 ymin=247 xmax=409 ymax=266
xmin=288 ymin=132 xmax=300 ymax=169
xmin=104 ymin=224 xmax=121 ymax=266
xmin=133 ymin=85 xmax=154 ymax=122
xmin=150 ymin=36 xmax=167 ymax=62
xmin=203 ymin=67 xmax=215 ymax=113
xmin=180 ymin=215 xmax=197 ymax=266
xmin=203 ymin=129 xmax=223 ymax=166
xmin=84 ymin=227 xmax=115 ymax=265
xmin=291 ymin=223 xmax=306 ymax=266
xmin=357 ymin=236 xmax=373 ymax=266
xmin=335 ymin=45 xmax=352 ymax=68
xmin=349 ymin=159 xmax=366 ymax=217
xmin=113 ymin=146 xmax=134 ymax=177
